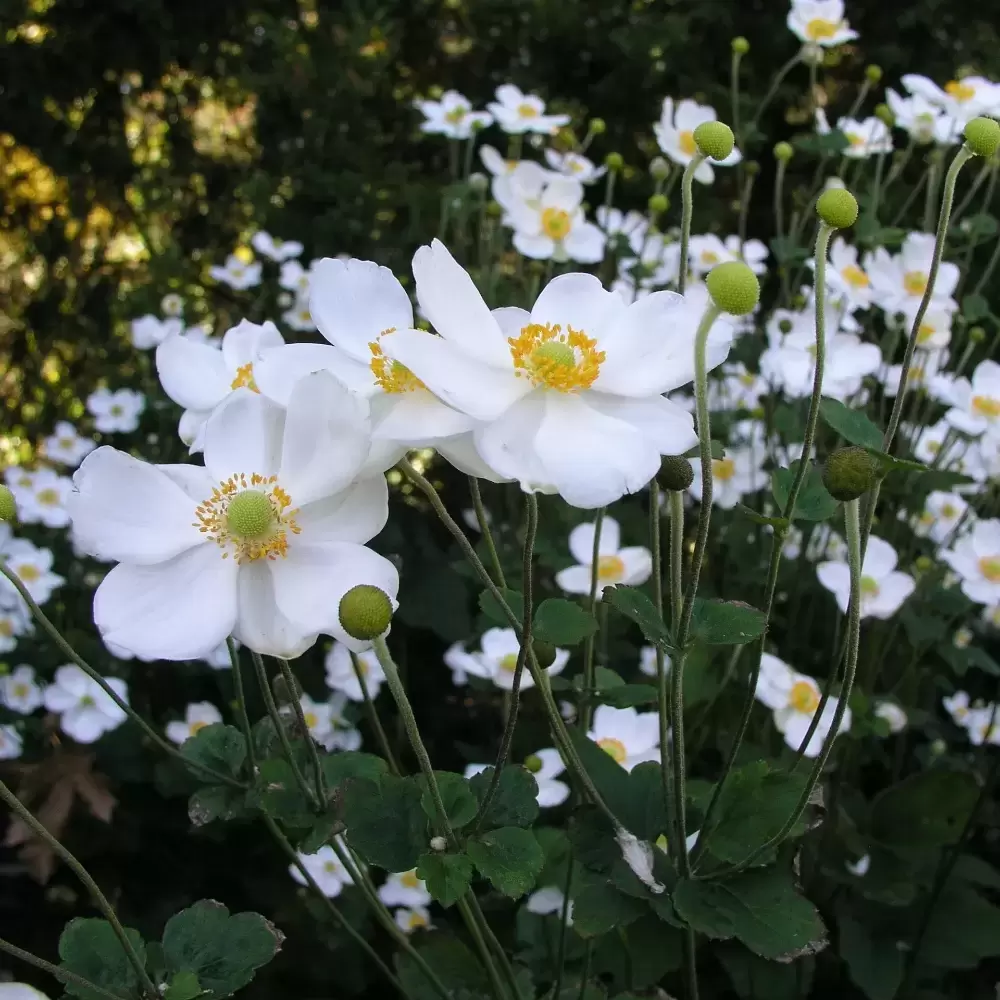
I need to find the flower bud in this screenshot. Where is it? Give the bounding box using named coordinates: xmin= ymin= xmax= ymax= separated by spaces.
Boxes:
xmin=731 ymin=36 xmax=750 ymax=55
xmin=693 ymin=121 xmax=735 ymax=161
xmin=650 ymin=156 xmax=671 ymax=180
xmin=816 ymin=187 xmax=859 ymax=229
xmin=875 ymin=103 xmax=894 ymax=127
xmin=969 ymin=325 xmax=986 ymax=343
xmin=589 ymin=117 xmax=606 ymax=135
xmin=964 ymin=116 xmax=1000 ymax=158
xmin=744 ymin=160 xmax=760 ymax=176
xmin=486 ymin=201 xmax=502 ymax=218
xmin=533 ymin=641 xmax=558 ymax=669
xmin=706 ymin=260 xmax=760 ymax=316
xmin=0 ymin=485 xmax=16 ymax=523
xmin=779 ymin=318 xmax=793 ymax=334
xmin=822 ymin=446 xmax=880 ymax=501
xmin=339 ymin=584 xmax=393 ymax=641
xmin=524 ymin=754 xmax=543 ymax=773
xmin=468 ymin=171 xmax=488 ymax=192
xmin=648 ymin=193 xmax=669 ymax=215
xmin=774 ymin=141 xmax=794 ymax=163
xmin=605 ymin=152 xmax=624 ymax=172
xmin=915 ymin=555 xmax=934 ymax=573
xmin=430 ymin=836 xmax=448 ymax=852
xmin=660 ymin=456 xmax=695 ymax=491
xmin=865 ymin=64 xmax=883 ymax=84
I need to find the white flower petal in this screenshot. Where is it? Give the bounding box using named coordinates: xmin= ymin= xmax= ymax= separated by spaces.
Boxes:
xmin=568 ymin=518 xmax=621 ymax=564
xmin=203 ymin=390 xmax=284 ymax=482
xmin=155 ymin=335 xmax=230 ymax=411
xmin=371 ymin=390 xmax=476 ymax=442
xmin=529 ymin=273 xmax=624 ymax=339
xmin=254 ymin=342 xmax=373 ymax=404
xmin=296 ymin=476 xmax=388 ymax=545
xmin=234 ymin=561 xmax=318 ymax=658
xmin=221 ymin=319 xmax=284 ymax=371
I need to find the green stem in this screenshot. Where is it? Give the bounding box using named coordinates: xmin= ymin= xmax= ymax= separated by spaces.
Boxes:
xmin=350 ymin=652 xmax=399 ymax=774
xmin=0 ymin=560 xmax=244 ymax=790
xmin=669 ymin=490 xmax=685 ymax=633
xmin=276 ymin=655 xmax=326 ymax=803
xmin=678 ymin=154 xmax=706 ymax=295
xmin=0 ymin=778 xmax=158 ymax=998
xmin=579 ymin=508 xmax=606 ymax=732
xmin=972 ymin=230 xmax=1000 ymax=298
xmin=0 ymin=936 xmax=131 ymax=1000
xmin=227 ymin=638 xmax=257 ymax=771
xmin=682 ymin=928 xmax=700 ymax=1000
xmin=737 ymin=167 xmax=757 ymax=252
xmin=923 ymin=154 xmax=943 ymax=231
xmin=550 ymin=858 xmax=575 ymax=998
xmin=457 ymin=897 xmax=513 ymax=1000
xmin=470 ymin=476 xmax=507 ymax=588
xmin=775 ymin=157 xmax=790 ymax=303
xmin=743 ymin=53 xmax=802 ymax=144
xmin=730 ymin=49 xmax=743 ymax=136
xmin=650 ymin=481 xmax=673 ymax=851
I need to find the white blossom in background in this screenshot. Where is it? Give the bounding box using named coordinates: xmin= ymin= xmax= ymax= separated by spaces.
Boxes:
xmin=165 ymin=701 xmax=223 ymax=744
xmin=875 ymin=700 xmax=908 ymax=734
xmin=42 ymin=665 xmax=128 ymax=743
xmin=911 ymin=490 xmax=968 ymax=544
xmin=0 ymin=537 xmax=65 ymax=607
xmin=281 ymin=298 xmax=316 ymax=333
xmin=941 ymin=360 xmax=1000 ymax=439
xmin=654 ymin=98 xmax=742 ymax=182
xmin=707 ymin=363 xmax=768 ymax=412
xmin=526 ymin=886 xmax=573 ymax=925
xmin=0 ymin=605 xmax=31 ymax=654
xmin=555 ymin=517 xmax=652 ymax=595
xmin=526 ymin=747 xmax=570 ymax=807
xmin=824 ymin=237 xmax=874 ymax=311
xmin=755 ymin=652 xmax=852 ymax=756
xmin=881 ymin=348 xmax=950 ymax=399
xmin=901 ymin=73 xmax=1000 ymax=123
xmin=966 ymin=707 xmax=1000 ymax=746
xmin=43 ymin=421 xmax=95 ymax=467
xmin=941 ymin=519 xmax=1000 ymax=605
xmin=846 ymin=854 xmax=871 ymax=877
xmin=866 ymin=232 xmax=959 ymax=319
xmin=596 ymin=207 xmax=649 ymax=252
xmin=204 ymin=639 xmax=234 ymax=669
xmin=943 ymin=690 xmax=974 ymax=727
xmin=87 ymin=388 xmax=146 ymax=434
xmin=279 ymin=259 xmax=317 ymax=296
xmin=508 ymin=176 xmax=605 ymax=263
xmin=639 ymin=645 xmax=671 ymax=678
xmin=326 ymin=691 xmax=363 ymax=751
xmin=687 ymin=234 xmax=768 ymax=277
xmin=0 ymin=725 xmax=23 ymax=760
xmin=290 ymin=843 xmax=354 ymax=897
xmin=251 ymin=232 xmax=304 ymax=262
xmin=325 ymin=642 xmax=385 ymax=702
xmin=4 ymin=468 xmax=36 ymax=509
xmin=161 ymin=294 xmax=185 ymax=317
xmin=131 ymin=314 xmax=182 ymax=350
xmin=487 ymin=84 xmax=569 ymax=135
xmin=816 ymin=110 xmax=893 ymax=158
xmin=395 ymin=906 xmax=433 ymax=934
xmin=19 ymin=469 xmax=73 ymax=528
xmin=379 ymin=870 xmax=432 ymax=908
xmin=543 ymin=148 xmax=606 ymax=184
xmin=885 ymin=88 xmax=961 ymax=145
xmin=817 ymin=536 xmax=916 ymax=619
xmin=1 ymin=665 xmax=43 ymax=714
xmin=587 ymin=704 xmax=660 ymax=771
xmin=787 ymin=0 xmax=858 ymax=47
xmin=415 ymin=90 xmax=493 ymax=139
xmin=209 ymin=254 xmax=262 ymax=290
xmin=689 ymin=448 xmax=767 ymax=510
xmin=446 ymin=628 xmax=569 ymax=691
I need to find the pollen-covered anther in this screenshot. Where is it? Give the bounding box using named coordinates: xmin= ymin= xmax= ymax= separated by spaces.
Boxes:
xmin=509 ymin=322 xmax=605 ymax=392
xmin=230 ymin=363 xmax=260 ymax=393
xmin=194 ymin=472 xmax=300 ymax=563
xmin=369 ymin=330 xmax=426 ymax=393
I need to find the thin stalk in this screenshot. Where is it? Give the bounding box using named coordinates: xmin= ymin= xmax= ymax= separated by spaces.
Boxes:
xmin=744 ymin=53 xmax=802 ymax=143
xmin=923 ymin=154 xmax=943 ymax=231
xmin=775 ymin=157 xmax=790 ymax=302
xmin=730 ymin=48 xmax=744 ymax=136
xmin=470 ymin=476 xmax=506 ymax=588
xmin=276 ymin=655 xmax=326 ymax=802
xmin=579 ymin=508 xmax=606 ymax=732
xmin=227 ymin=638 xmax=257 ymax=771
xmin=972 ymin=231 xmax=1000 ymax=297
xmin=737 ymin=167 xmax=757 ymax=251
xmin=473 ymin=494 xmax=538 ymax=831
xmin=868 ymin=151 xmax=887 ymax=221
xmin=682 ymin=929 xmax=700 ymax=1000
xmin=669 ymin=491 xmax=685 ymax=633
xmin=678 ymin=154 xmax=707 ymax=295
xmin=0 ymin=936 xmax=131 ymax=1000
xmin=651 ymin=480 xmax=673 ymax=849
xmin=550 ymin=859 xmax=575 ymax=998
xmin=0 ymin=778 xmax=157 ymax=998
xmin=0 ymin=560 xmax=244 ymax=790
xmin=889 ymin=167 xmax=928 ymax=228
xmin=952 ymin=158 xmax=993 ymax=226
xmin=350 ymin=652 xmax=399 ymax=774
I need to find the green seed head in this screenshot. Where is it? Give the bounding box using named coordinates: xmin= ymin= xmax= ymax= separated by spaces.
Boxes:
xmin=524 ymin=754 xmax=543 ymax=774
xmin=964 ymin=117 xmax=1000 ymax=158
xmin=605 ymin=152 xmax=624 ymax=172
xmin=865 ymin=64 xmax=883 ymax=84
xmin=226 ymin=490 xmax=274 ymax=540
xmin=706 ymin=261 xmax=760 ymax=316
xmin=650 ymin=156 xmax=671 ymax=180
xmin=731 ymin=36 xmax=750 ymax=55
xmin=532 ymin=341 xmax=575 ymax=368
xmin=589 ymin=117 xmax=606 ymax=135
xmin=648 ymin=193 xmax=669 ymax=215
xmin=339 ymin=585 xmax=394 ymax=641
xmin=486 ymin=201 xmax=502 ymax=218
xmin=969 ymin=325 xmax=986 ymax=343
xmin=693 ymin=121 xmax=735 ymax=162
xmin=816 ymin=188 xmax=859 ymax=229
xmin=0 ymin=485 xmax=16 ymax=523
xmin=822 ymin=446 xmax=881 ymax=501
xmin=875 ymin=103 xmax=894 ymax=127
xmin=660 ymin=456 xmax=695 ymax=491
xmin=774 ymin=141 xmax=794 ymax=163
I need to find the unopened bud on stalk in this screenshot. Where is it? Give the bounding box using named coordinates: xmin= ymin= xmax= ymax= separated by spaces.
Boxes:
xmin=964 ymin=117 xmax=1000 ymax=159
xmin=774 ymin=141 xmax=794 ymax=163
xmin=915 ymin=555 xmax=934 ymax=573
xmin=865 ymin=64 xmax=883 ymax=84
xmin=875 ymin=103 xmax=894 ymax=127
xmin=430 ymin=836 xmax=448 ymax=852
xmin=524 ymin=754 xmax=543 ymax=774
xmin=650 ymin=156 xmax=671 ymax=180
xmin=706 ymin=260 xmax=760 ymax=316
xmin=0 ymin=486 xmax=16 ymax=523
xmin=816 ymin=187 xmax=859 ymax=229
xmin=589 ymin=117 xmax=606 ymax=135
xmin=731 ymin=36 xmax=750 ymax=55
xmin=648 ymin=193 xmax=669 ymax=215
xmin=339 ymin=585 xmax=393 ymax=641
xmin=485 ymin=201 xmax=502 ymax=218
xmin=969 ymin=326 xmax=986 ymax=343
xmin=533 ymin=641 xmax=558 ymax=669
xmin=605 ymin=152 xmax=624 ymax=172
xmin=693 ymin=121 xmax=735 ymax=162
xmin=468 ymin=171 xmax=488 ymax=192
xmin=744 ymin=160 xmax=760 ymax=176
xmin=660 ymin=456 xmax=695 ymax=491
xmin=822 ymin=446 xmax=880 ymax=501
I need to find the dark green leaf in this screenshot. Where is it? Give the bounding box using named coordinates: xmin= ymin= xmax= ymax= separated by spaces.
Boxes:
xmin=593 ymin=666 xmax=625 ymax=689
xmin=180 ymin=724 xmax=246 ymax=782
xmin=534 ymin=598 xmax=598 ymax=646
xmin=617 ymin=762 xmax=671 ymax=845
xmin=717 ymin=942 xmax=800 ymax=1000
xmin=396 ymin=935 xmax=489 ymax=1000
xmin=342 ymin=775 xmax=428 ymax=871
xmin=770 ymin=463 xmax=839 ymax=522
xmin=468 ymin=766 xmax=539 ymax=829
xmin=467 ymin=827 xmax=544 ymax=898
xmin=599 ymin=684 xmax=658 ymax=708
xmin=837 ymin=910 xmax=903 ymax=1000
xmin=161 ymin=901 xmax=282 ymax=998
xmin=478 ymin=588 xmax=523 ymax=627
xmin=862 ymin=447 xmax=927 ymax=474
xmin=320 ymin=751 xmax=388 ymax=788
xmin=58 ymin=918 xmax=147 ymax=1000
xmin=683 ymin=440 xmax=726 ymax=460
xmin=921 ymin=883 xmax=1000 ymax=969
xmin=247 ymin=758 xmax=314 ymax=829
xmin=691 ymin=599 xmax=767 ymax=645
xmin=163 ymin=972 xmax=203 ymax=1000
xmin=187 ymin=785 xmax=249 ymax=828
xmin=602 ymin=586 xmax=672 ymax=649
xmin=571 ymin=872 xmax=648 ymax=937
xmin=963 ymin=292 xmax=990 ymax=321
xmin=819 ymin=398 xmax=883 ymax=449
xmin=416 ymin=853 xmax=474 ymax=908
xmin=736 ymin=504 xmax=789 ymax=528
xmin=871 ymin=769 xmax=979 ymax=850
xmin=566 ymin=729 xmax=632 ymax=823
xmin=419 ymin=772 xmax=478 ymax=829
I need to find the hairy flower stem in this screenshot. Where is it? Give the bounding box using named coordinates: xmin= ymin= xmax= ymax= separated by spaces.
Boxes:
xmin=861 ymin=143 xmax=973 ymax=561
xmin=0 ymin=936 xmax=132 ymax=1000
xmin=350 ymin=652 xmax=400 ymax=774
xmin=650 ymin=481 xmax=674 ymax=851
xmin=678 ymin=154 xmax=706 ymax=295
xmin=227 ymin=638 xmax=257 ymax=771
xmin=579 ymin=507 xmax=606 ymax=732
xmin=470 ymin=476 xmax=507 ymax=588
xmin=0 ymin=777 xmax=158 ymax=999
xmin=0 ymin=559 xmax=244 ymax=790
xmin=277 ymin=655 xmax=326 ymax=802
xmin=775 ymin=157 xmax=790 ymax=303
xmin=730 ymin=48 xmax=744 ymax=136
xmin=474 ymin=494 xmax=538 ymax=832
xmin=744 ymin=52 xmax=801 ymax=144
xmin=668 ymin=490 xmax=685 ymax=633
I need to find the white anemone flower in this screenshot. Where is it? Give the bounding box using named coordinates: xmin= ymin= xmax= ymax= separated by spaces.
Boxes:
xmin=379 ymin=870 xmax=432 ymax=908
xmin=942 ymin=360 xmax=1000 ymax=438
xmin=881 ymin=348 xmax=950 ymax=398
xmin=0 ymin=725 xmax=22 ymax=760
xmin=543 ymin=148 xmax=606 ymax=184
xmin=1 ymin=665 xmax=43 ymax=714
xmin=446 ymin=628 xmax=569 ymax=691
xmin=395 ymin=907 xmax=433 ymax=934
xmin=87 ymin=388 xmax=145 ymax=434
xmin=0 ymin=537 xmax=65 ymax=607
xmin=251 ymin=232 xmax=303 ymax=262
xmin=131 ymin=314 xmax=182 ymax=350
xmin=554 ymin=517 xmax=652 ymax=596
xmin=587 ymin=704 xmax=660 ymax=771
xmin=43 ymin=421 xmax=95 ymax=467
xmin=787 ymin=0 xmax=858 ymax=46
xmin=865 ymin=232 xmax=959 ymax=319
xmin=966 ymin=707 xmax=1000 ymax=746
xmin=943 ymin=690 xmax=973 ymax=726
xmin=279 ymin=259 xmax=316 ymax=295
xmin=490 ymin=159 xmax=555 ymax=225
xmin=687 ymin=234 xmax=768 ymax=277
xmin=42 ymin=665 xmax=128 ymax=743
xmin=885 ymin=89 xmax=962 ymax=145
xmin=0 ymin=605 xmax=31 ymax=654
xmin=817 ymin=535 xmax=915 ymax=619
xmin=912 ymin=490 xmax=968 ymax=544
xmin=0 ymin=986 xmax=48 ymax=1000
xmin=824 ymin=237 xmax=874 ymax=311
xmin=708 ymin=362 xmax=768 ymax=411
xmin=20 ymin=469 xmax=73 ymax=528
xmin=166 ymin=701 xmax=224 ymax=744
xmin=901 ymin=73 xmax=1000 ymax=123
xmin=68 ymin=372 xmax=398 ymax=661
xmin=639 ymin=645 xmax=672 ymax=677
xmin=325 ymin=642 xmax=385 ymax=702
xmin=596 ymin=207 xmax=649 ymax=253
xmin=290 ymin=843 xmax=354 ymax=897
xmin=525 ymin=747 xmax=570 ymax=807
xmin=486 ymin=84 xmax=570 ymax=135
xmin=874 ymin=700 xmax=908 ymax=734
xmin=654 ymin=98 xmax=742 ymax=183
xmin=156 ymin=319 xmax=285 ymax=452
xmin=209 ymin=254 xmax=262 ymax=291
xmin=527 ymin=886 xmax=573 ymax=924
xmin=941 ymin=518 xmax=1000 ymax=605
xmin=415 ymin=90 xmax=492 ymax=139
xmin=827 ymin=115 xmax=893 ymax=158
xmin=689 ymin=447 xmax=767 ymax=510
xmin=161 ymin=295 xmax=184 ymax=317
xmin=508 ymin=176 xmax=606 ymax=263
xmin=380 ymin=240 xmax=732 ymax=508
xmin=755 ymin=653 xmax=851 ymax=756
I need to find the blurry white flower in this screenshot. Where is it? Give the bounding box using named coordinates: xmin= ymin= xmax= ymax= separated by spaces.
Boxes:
xmin=953 ymin=625 xmax=974 ymax=649
xmin=87 ymin=388 xmax=146 ymax=434
xmin=941 ymin=519 xmax=1000 ymax=605
xmin=525 ymin=747 xmax=570 ymax=807
xmin=251 ymin=232 xmax=304 ymax=262
xmin=874 ymin=700 xmax=908 ymax=734
xmin=379 ymin=870 xmax=432 ymax=908
xmin=447 ymin=628 xmax=568 ymax=691
xmin=825 ymin=237 xmax=874 ymax=311
xmin=982 ymin=604 xmax=1000 ymax=629
xmin=0 ymin=725 xmax=22 ymax=760
xmin=0 ymin=604 xmax=31 ymax=654
xmin=0 ymin=537 xmax=65 ymax=607
xmin=282 ymin=298 xmax=316 ymax=332
xmin=555 ymin=517 xmax=652 ymax=596
xmin=596 ymin=207 xmax=649 ymax=251
xmin=131 ymin=314 xmax=182 ymax=350
xmin=689 ymin=447 xmax=766 ymax=510
xmin=204 ymin=639 xmax=234 ymax=669
xmin=687 ymin=234 xmax=768 ymax=277
xmin=43 ymin=421 xmax=95 ymax=467
xmin=639 ymin=645 xmax=671 ymax=677
xmin=708 ymin=362 xmax=768 ymax=411
xmin=279 ymin=259 xmax=315 ymax=295
xmin=165 ymin=701 xmax=223 ymax=744
xmin=290 ymin=844 xmax=353 ymax=897
xmin=944 ymin=690 xmax=974 ymax=726
xmin=209 ymin=254 xmax=262 ymax=290
xmin=416 ymin=90 xmax=492 ymax=139
xmin=1 ymin=665 xmax=42 ymax=714
xmin=43 ymin=665 xmax=128 ymax=743
xmin=787 ymin=0 xmax=858 ymax=46
xmin=544 ymin=148 xmax=606 ymax=184
xmin=942 ymin=360 xmax=1000 ymax=438
xmin=817 ymin=536 xmax=915 ymax=619
xmin=822 ymin=113 xmax=893 ymax=158
xmin=967 ymin=707 xmax=1000 ymax=746
xmin=4 ymin=467 xmax=36 ymax=508
xmin=161 ymin=293 xmax=185 ymax=317
xmin=885 ymin=88 xmax=961 ymax=145
xmin=881 ymin=348 xmax=950 ymax=398
xmin=298 ymin=693 xmax=335 ymax=747
xmin=508 ymin=176 xmax=605 ymax=263
xmin=19 ymin=469 xmax=73 ymax=528
xmin=846 ymin=854 xmax=871 ymax=876
xmin=325 ymin=642 xmax=385 ymax=702
xmin=865 ymin=233 xmax=959 ymax=319
xmin=587 ymin=704 xmax=660 ymax=771
xmin=487 ymin=84 xmax=569 ymax=135
xmin=654 ymin=98 xmax=742 ymax=183
xmin=901 ymin=73 xmax=1000 ymax=123
xmin=394 ymin=906 xmax=433 ymax=934
xmin=912 ymin=490 xmax=968 ymax=544
xmin=527 ymin=885 xmax=573 ymax=924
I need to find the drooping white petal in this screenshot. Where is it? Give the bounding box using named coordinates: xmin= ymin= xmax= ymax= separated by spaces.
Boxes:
xmin=474 ymin=393 xmax=552 ymax=489
xmin=370 ymin=390 xmax=476 ymax=442
xmin=155 ymin=335 xmax=230 ymax=411
xmin=233 ymin=561 xmax=319 ymax=658
xmin=568 ymin=518 xmax=621 ymax=564
xmin=435 ymin=433 xmax=510 ymax=482
xmin=296 ymin=476 xmax=389 ymax=545
xmin=584 ymin=394 xmax=698 ymax=456
xmin=203 ymin=390 xmax=284 ymax=482
xmin=221 ymin=319 xmax=284 ymax=371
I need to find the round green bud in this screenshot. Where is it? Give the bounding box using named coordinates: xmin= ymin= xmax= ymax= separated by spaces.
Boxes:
xmin=338 ymin=584 xmax=393 ymax=641
xmin=816 ymin=187 xmax=859 ymax=229
xmin=915 ymin=555 xmax=934 ymax=573
xmin=731 ymin=36 xmax=750 ymax=55
xmin=524 ymin=754 xmax=543 ymax=774
xmin=706 ymin=261 xmax=760 ymax=316
xmin=693 ymin=121 xmax=735 ymax=162
xmin=648 ymin=193 xmax=669 ymax=215
xmin=0 ymin=485 xmax=16 ymax=523
xmin=930 ymin=738 xmax=947 ymax=757
xmin=779 ymin=318 xmax=793 ymax=334
xmin=964 ymin=116 xmax=1000 ymax=158
xmin=875 ymin=103 xmax=894 ymax=127
xmin=468 ymin=171 xmax=488 ymax=192
xmin=660 ymin=455 xmax=694 ymax=491
xmin=589 ymin=117 xmax=606 ymax=135
xmin=774 ymin=141 xmax=794 ymax=163
xmin=486 ymin=200 xmax=502 ymax=218
xmin=650 ymin=156 xmax=671 ymax=180
xmin=822 ymin=446 xmax=880 ymax=501
xmin=744 ymin=160 xmax=760 ymax=176
xmin=865 ymin=64 xmax=883 ymax=84
xmin=605 ymin=152 xmax=624 ymax=172
xmin=969 ymin=325 xmax=986 ymax=343
xmin=533 ymin=641 xmax=558 ymax=669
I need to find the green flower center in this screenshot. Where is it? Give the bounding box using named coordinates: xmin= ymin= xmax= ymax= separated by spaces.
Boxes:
xmin=225 ymin=490 xmax=276 ymax=540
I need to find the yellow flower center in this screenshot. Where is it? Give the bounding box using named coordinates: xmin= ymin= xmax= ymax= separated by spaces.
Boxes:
xmin=860 ymin=575 xmax=880 ymax=597
xmin=700 ymin=250 xmax=720 ymax=265
xmin=847 ymin=133 xmax=865 ymax=148
xmin=509 ymin=323 xmax=605 ymax=392
xmin=189 ymin=720 xmax=209 ymax=736
xmin=35 ymin=488 xmax=60 ymax=506
xmin=596 ymin=554 xmax=626 ymax=582
xmin=903 ymin=270 xmax=928 ymax=296
xmin=498 ymin=653 xmax=520 ymax=673
xmin=408 ymin=911 xmax=429 ymax=930
xmin=17 ymin=564 xmax=40 ymax=583
xmin=597 ymin=737 xmax=628 ymax=764
xmin=369 ymin=330 xmax=426 ymax=394
xmin=916 ymin=322 xmax=937 ymax=344
xmin=979 ymin=557 xmax=1000 ymax=583
xmin=805 ymin=17 xmax=839 ymax=40
xmin=518 ymin=103 xmax=539 ymax=118
xmin=842 ymin=264 xmax=869 ymax=288
xmin=58 ymin=437 xmax=74 ymax=448
xmin=12 ymin=683 xmax=28 ymax=698
xmin=0 ymin=621 xmax=12 ymax=638
xmin=109 ymin=404 xmax=123 ymax=416
xmin=678 ymin=130 xmax=697 ymax=156
xmin=540 ymin=207 xmax=572 ymax=241
xmin=713 ymin=458 xmax=736 ymax=481
xmin=194 ymin=474 xmax=300 ymax=563
xmin=567 ymin=158 xmax=584 ymax=173
xmin=739 ymin=373 xmax=755 ymax=386
xmin=401 ymin=871 xmax=421 ymax=889
xmin=80 ymin=694 xmax=96 ymax=708
xmin=445 ymin=106 xmax=468 ymax=124
xmin=941 ymin=503 xmax=958 ymax=518
xmin=303 ymin=711 xmax=318 ymax=730
xmin=946 ymin=80 xmax=976 ymax=103
xmin=323 ymin=861 xmax=339 ymax=875
xmin=972 ymin=395 xmax=1000 ymax=419
xmin=230 ymin=363 xmax=260 ymax=393
xmin=788 ymin=680 xmax=820 ymax=714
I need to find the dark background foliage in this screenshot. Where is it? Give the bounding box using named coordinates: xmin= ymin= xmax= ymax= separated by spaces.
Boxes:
xmin=3 ymin=0 xmax=1000 ymax=997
